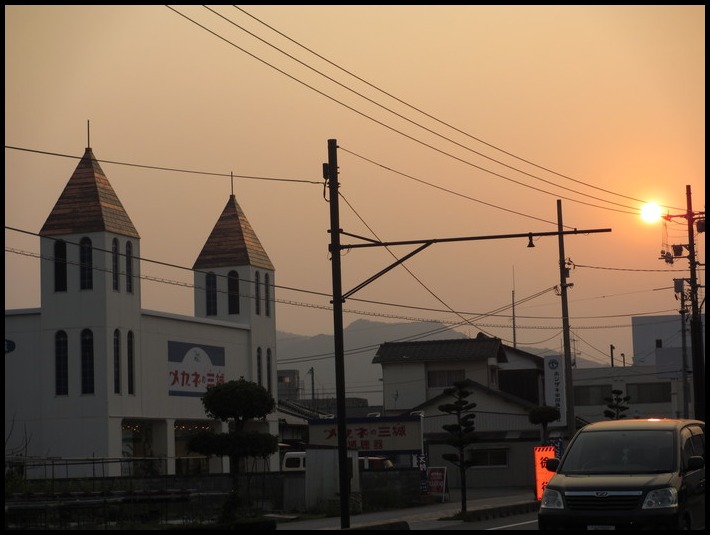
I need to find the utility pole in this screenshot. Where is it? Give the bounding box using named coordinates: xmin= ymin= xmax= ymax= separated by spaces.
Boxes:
xmin=683 ymin=186 xmax=704 ymax=422
xmin=557 ymin=200 xmax=576 ymax=441
xmin=325 ymin=139 xmax=350 ymax=529
xmin=610 ymin=345 xmax=615 ymax=368
xmin=675 ymin=281 xmax=690 ymax=419
xmin=324 ymin=141 xmax=611 ymax=527
xmin=307 ymin=367 xmax=316 ymax=411
xmin=512 ymin=289 xmax=517 ymax=348
xmin=660 ymin=185 xmax=705 ymax=421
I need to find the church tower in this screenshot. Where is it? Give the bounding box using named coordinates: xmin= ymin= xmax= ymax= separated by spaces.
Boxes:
xmin=192 ymin=194 xmax=277 ymax=393
xmin=37 ymin=146 xmax=142 ymax=459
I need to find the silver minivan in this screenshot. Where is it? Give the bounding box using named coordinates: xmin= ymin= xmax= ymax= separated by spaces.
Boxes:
xmin=538 ymin=418 xmax=705 ymax=530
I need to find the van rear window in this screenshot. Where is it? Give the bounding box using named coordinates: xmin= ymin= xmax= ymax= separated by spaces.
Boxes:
xmin=284 ymin=457 xmax=304 ymax=468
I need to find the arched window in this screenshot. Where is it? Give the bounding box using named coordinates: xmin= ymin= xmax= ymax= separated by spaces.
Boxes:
xmin=54 ymin=240 xmax=67 ymax=292
xmin=55 ymin=331 xmax=68 ymax=396
xmin=112 ymin=238 xmax=120 ymax=291
xmin=228 ymin=270 xmax=240 ymax=314
xmin=266 ymin=348 xmax=273 ymax=394
xmin=79 ymin=237 xmax=93 ymax=290
xmin=125 ymin=241 xmax=133 ymax=294
xmin=265 ymin=273 xmax=271 ymax=317
xmin=206 ymin=272 xmax=217 ymax=316
xmin=81 ymin=329 xmax=94 ymax=394
xmin=127 ymin=331 xmax=135 ymax=395
xmin=255 ymin=271 xmax=261 ymax=315
xmin=113 ymin=329 xmax=121 ymax=394
xmin=256 ymin=347 xmax=263 ymax=387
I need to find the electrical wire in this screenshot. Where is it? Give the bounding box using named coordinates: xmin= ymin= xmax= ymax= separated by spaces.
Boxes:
xmin=231 ymin=5 xmax=670 ymax=214
xmin=164 ymin=5 xmax=669 ymax=216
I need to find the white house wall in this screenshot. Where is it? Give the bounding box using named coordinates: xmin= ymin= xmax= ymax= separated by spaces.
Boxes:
xmin=631 ymin=314 xmax=705 ymax=366
xmin=382 ymin=360 xmax=501 ymax=414
xmin=571 ymin=366 xmax=689 ymax=422
xmin=382 ymin=363 xmax=425 ymax=411
xmin=420 ymin=389 xmax=538 ymax=435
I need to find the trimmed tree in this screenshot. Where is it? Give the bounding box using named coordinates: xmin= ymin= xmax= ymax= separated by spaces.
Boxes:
xmin=438 ymin=380 xmax=477 ymax=515
xmin=603 ymin=389 xmax=631 ymax=420
xmin=187 ymin=378 xmax=279 ymax=523
xmin=528 ymin=405 xmax=561 ymax=444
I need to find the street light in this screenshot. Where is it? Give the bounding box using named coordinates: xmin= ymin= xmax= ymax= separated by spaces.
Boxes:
xmin=656 ymin=185 xmax=705 ymax=421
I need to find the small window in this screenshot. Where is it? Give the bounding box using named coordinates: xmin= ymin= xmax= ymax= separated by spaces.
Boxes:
xmin=228 ymin=270 xmax=240 ymax=314
xmin=55 ymin=331 xmax=69 ymax=396
xmin=127 ymin=331 xmax=135 ymax=395
xmin=427 ymin=370 xmax=465 ymax=388
xmin=265 ymin=273 xmax=271 ymax=317
xmin=125 ymin=241 xmax=134 ymax=294
xmin=266 ymin=349 xmax=273 ymax=394
xmin=54 ymin=240 xmax=67 ymax=292
xmin=574 ymin=384 xmax=613 ymax=406
xmin=256 ymin=347 xmax=263 ymax=387
xmin=626 ymin=382 xmax=671 ymax=403
xmin=255 ymin=272 xmax=261 ymax=315
xmin=79 ymin=237 xmax=93 ymax=290
xmin=112 ymin=238 xmax=120 ymax=291
xmin=113 ymin=329 xmax=121 ymax=394
xmin=206 ymin=273 xmax=217 ymax=316
xmin=81 ymin=329 xmax=94 ymax=394
xmin=469 ymin=448 xmax=509 ymax=467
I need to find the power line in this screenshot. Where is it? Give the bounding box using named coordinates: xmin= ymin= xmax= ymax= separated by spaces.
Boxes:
xmin=5 ymin=226 xmax=679 ymax=322
xmin=230 ymin=5 xmax=676 ymax=211
xmin=164 ymin=5 xmax=666 ymax=216
xmin=203 ymin=6 xmax=635 ymax=213
xmin=4 ymin=145 xmax=321 ymax=184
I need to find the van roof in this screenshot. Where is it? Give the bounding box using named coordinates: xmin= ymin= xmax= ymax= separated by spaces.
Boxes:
xmin=580 ymin=418 xmax=704 ymax=432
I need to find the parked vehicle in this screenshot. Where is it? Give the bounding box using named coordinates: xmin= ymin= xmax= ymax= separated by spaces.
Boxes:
xmin=281 ymin=451 xmax=306 ymax=472
xmin=538 ymin=418 xmax=705 ymax=530
xmin=358 ymin=456 xmax=395 ymax=470
xmin=281 ymin=451 xmax=395 ymax=472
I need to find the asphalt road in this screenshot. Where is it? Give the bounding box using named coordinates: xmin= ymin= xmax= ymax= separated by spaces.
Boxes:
xmin=275 ymin=487 xmax=539 ymax=530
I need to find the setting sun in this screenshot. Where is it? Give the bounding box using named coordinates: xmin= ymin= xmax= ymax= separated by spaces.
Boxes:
xmin=640 ymin=202 xmax=663 ymax=223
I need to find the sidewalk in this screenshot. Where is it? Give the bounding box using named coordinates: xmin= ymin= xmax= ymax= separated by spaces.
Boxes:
xmin=273 ymin=487 xmax=539 ymax=530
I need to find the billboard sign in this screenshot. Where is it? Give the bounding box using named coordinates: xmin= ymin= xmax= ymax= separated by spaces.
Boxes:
xmin=308 ymin=415 xmax=423 ymax=455
xmin=168 ymin=341 xmax=225 ymax=397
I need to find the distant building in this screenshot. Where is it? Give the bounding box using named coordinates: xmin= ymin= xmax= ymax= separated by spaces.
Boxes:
xmin=631 ymin=314 xmax=705 ymax=368
xmin=5 ymin=146 xmax=279 ymax=478
xmin=278 ymin=369 xmax=301 ymax=401
xmin=370 ymin=325 xmax=698 ymax=489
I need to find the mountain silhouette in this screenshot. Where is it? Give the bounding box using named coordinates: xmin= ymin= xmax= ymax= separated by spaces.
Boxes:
xmin=277 ymin=319 xmax=467 ymax=406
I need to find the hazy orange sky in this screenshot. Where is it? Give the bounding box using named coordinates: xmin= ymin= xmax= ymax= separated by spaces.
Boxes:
xmin=5 ymin=6 xmax=705 ymax=394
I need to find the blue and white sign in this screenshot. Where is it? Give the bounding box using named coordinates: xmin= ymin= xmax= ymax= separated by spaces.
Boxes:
xmin=544 ymin=355 xmax=566 ymax=427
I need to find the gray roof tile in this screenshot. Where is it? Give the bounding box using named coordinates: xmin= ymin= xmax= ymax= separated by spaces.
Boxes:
xmin=372 ymin=334 xmax=507 ymax=364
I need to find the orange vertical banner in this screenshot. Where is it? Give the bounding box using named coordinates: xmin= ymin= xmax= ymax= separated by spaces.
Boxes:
xmin=534 ymin=446 xmax=557 ymax=501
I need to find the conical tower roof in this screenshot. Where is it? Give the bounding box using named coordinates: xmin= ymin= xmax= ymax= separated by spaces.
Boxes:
xmin=193 ymin=194 xmax=274 ymax=271
xmin=40 ymin=147 xmax=139 ymax=238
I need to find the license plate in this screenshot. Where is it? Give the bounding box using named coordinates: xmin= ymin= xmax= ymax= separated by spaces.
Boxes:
xmin=587 ymin=526 xmax=615 ymax=530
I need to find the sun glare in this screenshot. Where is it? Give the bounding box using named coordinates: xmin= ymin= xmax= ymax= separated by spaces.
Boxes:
xmin=640 ymin=202 xmax=663 ymax=223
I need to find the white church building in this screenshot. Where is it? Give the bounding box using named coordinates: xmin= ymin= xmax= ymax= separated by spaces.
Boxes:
xmin=5 ymin=146 xmax=279 ymax=478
